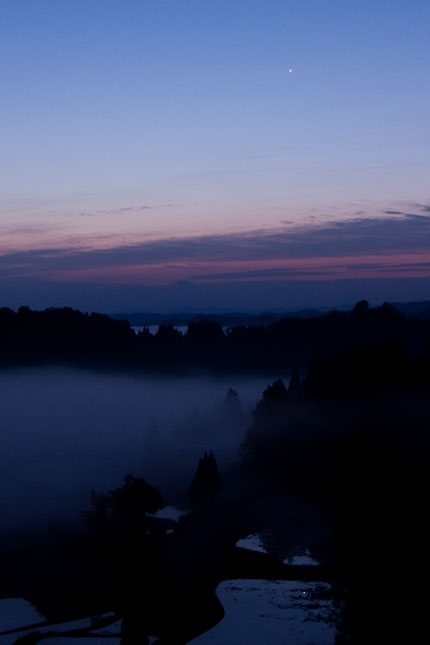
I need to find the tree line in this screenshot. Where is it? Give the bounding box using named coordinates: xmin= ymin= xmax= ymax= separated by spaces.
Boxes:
xmin=0 ymin=300 xmax=429 ymax=373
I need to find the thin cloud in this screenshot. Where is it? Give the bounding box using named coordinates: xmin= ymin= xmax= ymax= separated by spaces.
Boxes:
xmin=191 ymin=267 xmax=335 ymax=281
xmin=56 ymin=205 xmax=154 ymax=219
xmin=391 ymin=202 xmax=430 ymax=215
xmin=1 ymin=209 xmax=429 ymax=284
xmin=95 ymin=206 xmax=152 ymax=215
xmin=383 ymin=208 xmax=430 ymax=220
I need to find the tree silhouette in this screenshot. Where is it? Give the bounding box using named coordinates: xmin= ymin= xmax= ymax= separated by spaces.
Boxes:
xmin=106 ymin=474 xmax=164 ymax=522
xmin=252 ymin=379 xmax=289 ymax=422
xmin=189 ymin=451 xmax=222 ymax=504
xmin=223 ymin=387 xmax=243 ymax=416
xmin=287 ymin=368 xmax=301 ymax=399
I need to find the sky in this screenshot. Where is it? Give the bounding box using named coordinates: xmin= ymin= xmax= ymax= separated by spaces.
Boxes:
xmin=1 ymin=0 xmax=429 ymax=313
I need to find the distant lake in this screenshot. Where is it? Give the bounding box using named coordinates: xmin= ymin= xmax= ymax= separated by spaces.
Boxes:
xmin=132 ymin=325 xmax=230 ymax=335
xmin=132 ymin=325 xmax=189 ymax=335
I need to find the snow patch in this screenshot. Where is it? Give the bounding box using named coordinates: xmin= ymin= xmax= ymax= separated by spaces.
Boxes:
xmin=0 ymin=598 xmax=44 ymax=633
xmin=150 ymin=505 xmax=187 ymax=521
xmin=235 ymin=534 xmax=267 ymax=553
xmin=284 ymin=549 xmax=319 ymax=566
xmin=189 ymin=579 xmax=338 ymax=644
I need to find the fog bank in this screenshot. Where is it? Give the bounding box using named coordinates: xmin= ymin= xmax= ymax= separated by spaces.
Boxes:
xmin=0 ymin=368 xmax=273 ymax=528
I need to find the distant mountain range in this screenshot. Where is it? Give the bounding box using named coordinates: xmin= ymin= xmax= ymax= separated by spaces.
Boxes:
xmin=110 ymin=309 xmax=334 ymax=328
xmin=111 ymin=300 xmax=430 ymax=328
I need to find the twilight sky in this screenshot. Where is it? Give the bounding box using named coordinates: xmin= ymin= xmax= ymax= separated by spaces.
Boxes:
xmin=1 ymin=0 xmax=429 ymax=312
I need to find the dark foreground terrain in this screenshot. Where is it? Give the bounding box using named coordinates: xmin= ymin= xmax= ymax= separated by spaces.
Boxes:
xmin=1 ymin=300 xmax=430 ymax=642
